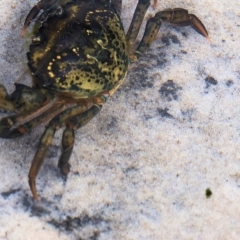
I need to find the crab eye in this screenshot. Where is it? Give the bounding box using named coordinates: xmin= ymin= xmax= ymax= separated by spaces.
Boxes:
xmin=55 ymin=6 xmax=63 ymax=17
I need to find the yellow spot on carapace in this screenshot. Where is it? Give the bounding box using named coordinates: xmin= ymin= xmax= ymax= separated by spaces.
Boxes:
xmin=87 ymin=30 xmax=93 ymax=35
xmin=48 ymin=72 xmax=55 ymax=78
xmin=96 ymin=10 xmax=107 ymax=13
xmin=112 ymin=51 xmax=117 ymax=61
xmin=72 ymin=47 xmax=80 ymax=56
xmin=97 ymin=39 xmax=107 ymax=48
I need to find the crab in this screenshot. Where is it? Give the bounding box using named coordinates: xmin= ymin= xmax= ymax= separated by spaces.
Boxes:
xmin=0 ymin=0 xmax=208 ymax=200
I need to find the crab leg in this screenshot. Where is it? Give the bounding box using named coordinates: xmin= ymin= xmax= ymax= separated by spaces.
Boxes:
xmin=28 ymin=104 xmax=89 ymax=200
xmin=0 ymin=103 xmax=64 ymax=138
xmin=0 ymin=84 xmax=59 ymax=138
xmin=57 ymin=90 xmax=109 ymax=176
xmin=131 ymin=14 xmax=162 ymax=61
xmin=126 ymin=0 xmax=151 ymax=52
xmin=155 ymin=8 xmax=209 ymax=39
xmin=28 ymin=104 xmax=102 ymax=200
xmin=28 ymin=125 xmax=55 ymax=201
xmin=58 ymin=127 xmax=74 ymax=175
xmin=58 ymin=105 xmax=102 ymax=176
xmin=132 ymin=8 xmax=209 ymax=61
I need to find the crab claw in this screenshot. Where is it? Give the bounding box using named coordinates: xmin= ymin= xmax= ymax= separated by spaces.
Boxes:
xmin=21 ymin=0 xmax=60 ymax=37
xmin=189 ymin=14 xmax=210 ymax=41
xmin=21 ymin=4 xmax=41 ymax=37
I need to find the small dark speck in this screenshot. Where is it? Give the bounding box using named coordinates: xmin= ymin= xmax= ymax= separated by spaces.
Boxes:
xmin=106 ymin=116 xmax=117 ymax=130
xmin=161 ymin=36 xmax=170 ymax=46
xmin=181 ymin=32 xmax=188 ymax=38
xmin=87 ymin=231 xmax=100 ymax=240
xmin=181 ymin=50 xmax=187 ymax=54
xmin=226 ymin=80 xmax=234 ymax=87
xmin=127 ymin=66 xmax=153 ymax=90
xmin=159 ymin=80 xmax=182 ymax=101
xmin=157 ymin=108 xmax=173 ymax=118
xmin=181 ymin=109 xmax=195 ymax=122
xmin=48 ymin=214 xmax=106 ymax=232
xmin=205 ymin=188 xmax=212 ymax=198
xmin=31 ymin=204 xmax=51 ymax=217
xmin=161 ymin=34 xmax=180 ymax=45
xmin=171 ymin=35 xmax=180 ymax=44
xmin=46 ymin=145 xmax=59 ymax=158
xmin=143 ymin=114 xmax=152 ymax=120
xmin=205 ymin=76 xmax=218 ymax=88
xmin=22 ymin=196 xmax=33 ymax=210
xmin=124 ymin=166 xmax=138 ymax=173
xmin=156 ymin=52 xmax=167 ymax=68
xmin=141 ymin=81 xmax=154 ymax=88
xmin=1 ymin=188 xmax=20 ymax=199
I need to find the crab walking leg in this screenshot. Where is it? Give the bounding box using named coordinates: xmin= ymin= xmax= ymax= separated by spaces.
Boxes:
xmin=28 ymin=104 xmax=89 ymax=200
xmin=28 ymin=105 xmax=101 ymax=200
xmin=132 ymin=8 xmax=209 ymax=61
xmin=58 ymin=127 xmax=74 ymax=175
xmin=131 ymin=15 xmax=162 ymax=61
xmin=58 ymin=105 xmax=102 ymax=176
xmin=28 ymin=125 xmax=55 ymax=201
xmin=126 ymin=0 xmax=151 ymax=52
xmin=0 ymin=103 xmax=64 ymax=138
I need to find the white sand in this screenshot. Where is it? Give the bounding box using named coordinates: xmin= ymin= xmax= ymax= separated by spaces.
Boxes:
xmin=0 ymin=0 xmax=240 ymax=239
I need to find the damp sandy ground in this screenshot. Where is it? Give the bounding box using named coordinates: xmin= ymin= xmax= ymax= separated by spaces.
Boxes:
xmin=0 ymin=0 xmax=240 ymax=239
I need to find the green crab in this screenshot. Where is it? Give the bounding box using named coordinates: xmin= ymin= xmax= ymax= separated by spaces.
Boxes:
xmin=0 ymin=0 xmax=208 ymax=200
